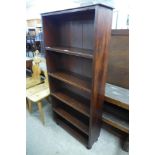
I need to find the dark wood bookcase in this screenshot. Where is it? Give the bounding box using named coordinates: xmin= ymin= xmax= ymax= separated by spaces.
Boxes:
xmin=42 ymin=4 xmax=113 ymax=149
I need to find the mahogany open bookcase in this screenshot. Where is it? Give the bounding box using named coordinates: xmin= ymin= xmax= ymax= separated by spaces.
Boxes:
xmin=42 ymin=4 xmax=113 ymax=149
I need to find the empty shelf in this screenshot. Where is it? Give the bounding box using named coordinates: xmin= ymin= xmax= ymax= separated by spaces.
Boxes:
xmin=105 ymin=83 xmax=129 ymax=110
xmin=54 ymin=107 xmax=89 ymax=135
xmin=46 ymin=46 xmax=93 ymax=59
xmin=56 ymin=117 xmax=88 ymax=145
xmin=51 ymin=89 xmax=90 ymax=117
xmin=102 ymin=111 xmax=129 ymax=133
xmin=49 ymin=71 xmax=91 ymax=93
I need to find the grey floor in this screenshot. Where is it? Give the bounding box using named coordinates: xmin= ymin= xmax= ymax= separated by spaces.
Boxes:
xmin=26 ymin=100 xmax=128 ymax=155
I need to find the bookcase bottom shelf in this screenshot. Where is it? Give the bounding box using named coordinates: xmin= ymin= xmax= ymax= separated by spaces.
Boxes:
xmin=55 ymin=114 xmax=88 ymax=147
xmin=53 ymin=107 xmax=89 ymax=135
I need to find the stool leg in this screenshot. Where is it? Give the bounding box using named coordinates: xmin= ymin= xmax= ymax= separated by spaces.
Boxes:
xmin=46 ymin=96 xmax=50 ymax=103
xmin=37 ymin=101 xmax=45 ymax=125
xmin=26 ymin=98 xmax=29 ymax=110
xmin=28 ymin=100 xmax=32 ymax=113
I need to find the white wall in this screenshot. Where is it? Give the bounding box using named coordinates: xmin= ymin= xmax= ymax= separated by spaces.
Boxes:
xmin=26 ymin=0 xmax=129 ymax=29
xmin=26 ymin=0 xmax=79 ymax=20
xmin=112 ymin=0 xmax=129 ymax=29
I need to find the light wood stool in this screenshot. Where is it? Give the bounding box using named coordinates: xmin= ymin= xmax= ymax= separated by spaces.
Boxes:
xmin=26 ymin=83 xmax=50 ymax=124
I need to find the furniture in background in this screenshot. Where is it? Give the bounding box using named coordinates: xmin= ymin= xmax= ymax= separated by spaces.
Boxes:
xmin=107 ymin=29 xmax=129 ymax=88
xmin=26 ymin=57 xmax=33 ymax=77
xmin=26 ymin=28 xmax=36 ymax=57
xmin=42 ymin=4 xmax=113 ymax=149
xmin=102 ymin=29 xmax=129 ymax=151
xmin=104 ymin=84 xmax=129 ymax=133
xmin=34 ymin=41 xmax=41 ymax=51
xmin=26 ymin=71 xmax=50 ymax=124
xmin=35 ymin=28 xmax=44 ymax=54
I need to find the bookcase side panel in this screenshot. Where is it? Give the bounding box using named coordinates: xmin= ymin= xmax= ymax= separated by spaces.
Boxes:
xmin=89 ymin=6 xmax=113 ymax=147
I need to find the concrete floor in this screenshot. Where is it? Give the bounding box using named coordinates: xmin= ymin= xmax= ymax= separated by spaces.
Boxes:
xmin=26 ymin=100 xmax=128 ymax=155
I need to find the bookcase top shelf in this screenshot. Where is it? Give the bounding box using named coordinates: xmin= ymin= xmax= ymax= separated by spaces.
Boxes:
xmin=46 ymin=46 xmax=93 ymax=59
xmin=41 ymin=4 xmax=114 ymax=17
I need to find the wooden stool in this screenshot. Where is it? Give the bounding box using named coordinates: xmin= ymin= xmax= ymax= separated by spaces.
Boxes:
xmin=26 ymin=83 xmax=50 ymax=124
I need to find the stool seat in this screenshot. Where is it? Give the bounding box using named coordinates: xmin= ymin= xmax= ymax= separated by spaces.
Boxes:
xmin=26 ymin=77 xmax=43 ymax=89
xmin=27 ymin=83 xmax=50 ymax=102
xmin=26 ymin=83 xmax=50 ymax=124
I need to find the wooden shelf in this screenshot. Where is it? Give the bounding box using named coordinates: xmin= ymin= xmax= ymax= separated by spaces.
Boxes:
xmin=46 ymin=46 xmax=93 ymax=59
xmin=49 ymin=71 xmax=91 ymax=93
xmin=105 ymin=83 xmax=129 ymax=110
xmin=54 ymin=107 xmax=89 ymax=135
xmin=42 ymin=4 xmax=113 ymax=148
xmin=102 ymin=111 xmax=129 ymax=133
xmin=56 ymin=117 xmax=88 ymax=145
xmin=51 ymin=89 xmax=90 ymax=117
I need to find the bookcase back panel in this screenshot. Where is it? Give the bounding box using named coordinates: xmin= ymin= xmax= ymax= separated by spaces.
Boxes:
xmin=42 ymin=16 xmax=59 ymax=47
xmin=56 ymin=114 xmax=89 ymax=141
xmin=46 ymin=51 xmax=60 ymax=72
xmin=46 ymin=51 xmax=92 ymax=79
xmin=48 ymin=77 xmax=91 ymax=100
xmin=59 ymin=20 xmax=82 ymax=48
xmin=48 ymin=77 xmax=62 ymax=93
xmin=60 ymin=54 xmax=92 ymax=78
xmin=82 ymin=20 xmax=94 ymax=49
xmin=58 ymin=20 xmax=94 ymax=50
xmin=43 ymin=10 xmax=95 ymax=50
xmin=63 ymin=84 xmax=91 ymax=100
xmin=53 ymin=99 xmax=89 ymax=124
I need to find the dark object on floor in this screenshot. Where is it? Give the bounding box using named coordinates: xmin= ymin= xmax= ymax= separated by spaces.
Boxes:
xmin=122 ymin=136 xmax=129 ymax=152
